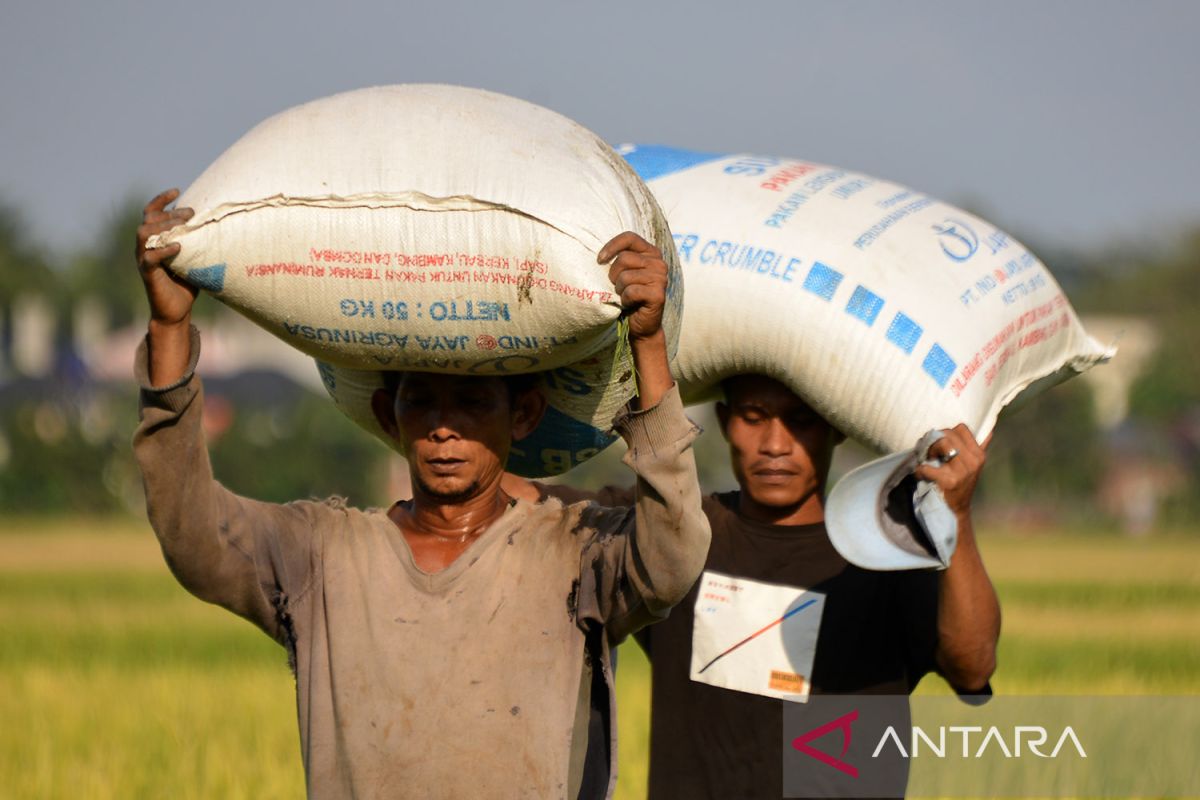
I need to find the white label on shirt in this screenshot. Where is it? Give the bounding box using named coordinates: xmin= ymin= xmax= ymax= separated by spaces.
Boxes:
xmin=689 ymin=570 xmax=825 ymax=704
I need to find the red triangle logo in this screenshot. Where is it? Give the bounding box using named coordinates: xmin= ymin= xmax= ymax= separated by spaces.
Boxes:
xmin=791 ymin=709 xmax=860 ymax=778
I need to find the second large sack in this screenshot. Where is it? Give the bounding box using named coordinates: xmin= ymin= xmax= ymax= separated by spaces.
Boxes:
xmin=620 ymin=145 xmax=1112 ymax=452
xmin=150 ymin=86 xmax=682 ymax=476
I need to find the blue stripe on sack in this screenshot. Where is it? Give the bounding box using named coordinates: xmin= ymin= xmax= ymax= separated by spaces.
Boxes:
xmin=505 ymin=404 xmax=618 ymax=478
xmin=886 ymin=312 xmax=923 ymax=354
xmin=922 ymin=344 xmax=957 ymax=388
xmin=619 ymin=144 xmax=726 ymax=182
xmin=802 ymin=262 xmax=843 ymax=301
xmin=188 ymin=264 xmax=227 ymax=293
xmin=845 ymin=286 xmax=884 ymax=326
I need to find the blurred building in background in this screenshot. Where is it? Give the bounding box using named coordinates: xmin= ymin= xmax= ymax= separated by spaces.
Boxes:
xmin=2 ymin=225 xmax=1197 ymax=533
xmin=0 ymin=293 xmax=391 ymax=514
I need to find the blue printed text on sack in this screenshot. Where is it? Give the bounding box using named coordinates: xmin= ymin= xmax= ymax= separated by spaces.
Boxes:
xmin=673 ymin=233 xmax=800 ymax=283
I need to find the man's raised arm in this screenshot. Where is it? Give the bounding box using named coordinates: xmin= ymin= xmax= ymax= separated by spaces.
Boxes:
xmin=572 ymin=233 xmax=710 ymax=643
xmin=134 ymin=190 xmax=319 ymax=640
xmin=915 ymin=425 xmax=1002 ymax=693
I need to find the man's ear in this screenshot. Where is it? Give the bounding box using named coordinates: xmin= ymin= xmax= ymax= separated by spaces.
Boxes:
xmin=510 ymin=388 xmax=548 ymax=442
xmin=716 ymin=400 xmax=731 ymax=440
xmin=370 ymin=388 xmax=400 ymax=442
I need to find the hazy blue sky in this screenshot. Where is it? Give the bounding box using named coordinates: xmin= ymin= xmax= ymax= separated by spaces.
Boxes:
xmin=2 ymin=1 xmax=1197 ymax=257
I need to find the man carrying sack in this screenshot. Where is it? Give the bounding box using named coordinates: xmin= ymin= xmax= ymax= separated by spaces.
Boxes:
xmin=134 ymin=189 xmax=710 ymax=800
xmin=516 ymin=374 xmax=1000 ymax=798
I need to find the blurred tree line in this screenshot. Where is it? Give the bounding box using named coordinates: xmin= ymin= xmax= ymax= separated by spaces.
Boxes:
xmin=0 ymin=195 xmax=388 ymax=513
xmin=1 ymin=194 xmax=1196 ymax=531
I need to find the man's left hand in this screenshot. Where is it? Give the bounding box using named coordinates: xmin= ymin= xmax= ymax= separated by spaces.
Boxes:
xmin=598 ymin=231 xmax=669 ymax=342
xmin=914 ymin=424 xmax=987 ymax=520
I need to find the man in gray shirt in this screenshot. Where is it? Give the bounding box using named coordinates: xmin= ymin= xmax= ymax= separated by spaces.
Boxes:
xmin=134 ymin=189 xmax=711 ymax=799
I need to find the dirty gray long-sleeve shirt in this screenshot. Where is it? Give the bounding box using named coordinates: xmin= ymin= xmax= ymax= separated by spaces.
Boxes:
xmin=132 ymin=331 xmax=710 ymax=800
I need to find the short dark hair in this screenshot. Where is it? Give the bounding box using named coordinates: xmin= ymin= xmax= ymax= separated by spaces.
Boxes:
xmin=380 ymin=371 xmax=541 ymax=403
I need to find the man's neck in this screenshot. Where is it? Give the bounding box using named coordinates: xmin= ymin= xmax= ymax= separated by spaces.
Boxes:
xmin=398 ymin=482 xmax=512 ymax=541
xmin=736 ymin=492 xmax=825 ymax=527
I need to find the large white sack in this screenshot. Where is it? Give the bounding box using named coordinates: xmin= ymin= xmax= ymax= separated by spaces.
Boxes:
xmin=619 ymin=145 xmax=1112 ymax=452
xmin=149 ymin=86 xmax=682 ymax=477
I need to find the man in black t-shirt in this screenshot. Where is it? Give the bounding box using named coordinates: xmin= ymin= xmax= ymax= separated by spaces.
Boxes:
xmin=512 ymin=374 xmax=1001 ymax=799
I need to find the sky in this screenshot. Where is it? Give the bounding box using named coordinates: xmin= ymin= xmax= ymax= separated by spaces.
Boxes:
xmin=2 ymin=0 xmax=1198 ymax=260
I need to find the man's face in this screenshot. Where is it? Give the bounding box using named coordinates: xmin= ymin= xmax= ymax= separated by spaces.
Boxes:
xmin=718 ymin=375 xmax=842 ymax=512
xmin=384 ymin=373 xmax=539 ymax=502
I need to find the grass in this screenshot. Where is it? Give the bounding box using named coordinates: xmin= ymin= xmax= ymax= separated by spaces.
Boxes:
xmin=1 ymin=518 xmax=1198 ymax=798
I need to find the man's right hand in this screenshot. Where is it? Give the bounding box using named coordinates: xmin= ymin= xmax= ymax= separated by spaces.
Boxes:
xmin=137 ymin=189 xmax=198 ymax=387
xmin=137 ymin=188 xmax=197 ymax=328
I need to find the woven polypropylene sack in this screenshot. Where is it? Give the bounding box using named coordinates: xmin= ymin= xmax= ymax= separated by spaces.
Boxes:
xmin=619 ymin=145 xmax=1112 ymax=452
xmin=150 ymin=86 xmax=681 ymax=476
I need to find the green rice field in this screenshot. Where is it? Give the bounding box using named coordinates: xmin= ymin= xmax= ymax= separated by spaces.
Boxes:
xmin=2 ymin=517 xmax=1198 ymax=799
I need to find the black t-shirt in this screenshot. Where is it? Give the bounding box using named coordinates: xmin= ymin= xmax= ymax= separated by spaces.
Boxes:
xmin=641 ymin=492 xmax=940 ymax=800
xmin=535 ymin=485 xmax=944 ymax=800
